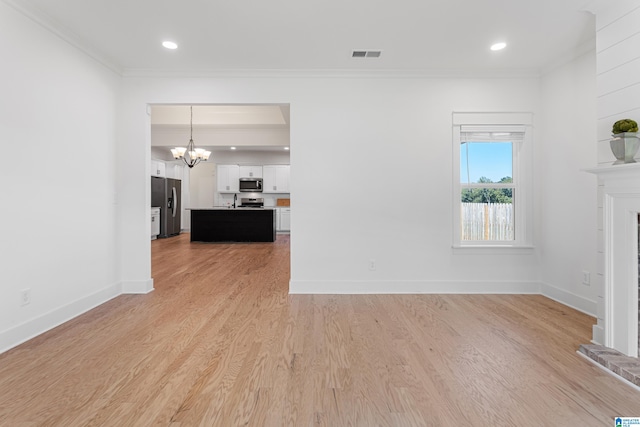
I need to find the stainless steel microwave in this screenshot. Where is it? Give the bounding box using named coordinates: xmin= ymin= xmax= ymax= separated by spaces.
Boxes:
xmin=239 ymin=177 xmax=263 ymax=192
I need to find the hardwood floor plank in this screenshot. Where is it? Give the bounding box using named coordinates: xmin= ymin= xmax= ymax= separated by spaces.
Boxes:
xmin=1 ymin=233 xmax=639 ymax=425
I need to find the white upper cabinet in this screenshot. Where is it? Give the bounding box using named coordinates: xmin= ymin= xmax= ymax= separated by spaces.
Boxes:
xmin=263 ymin=165 xmax=290 ymax=193
xmin=163 ymin=163 xmax=184 ymax=180
xmin=151 ymin=160 xmax=166 ymax=177
xmin=239 ymin=165 xmax=263 ymax=178
xmin=217 ymin=164 xmax=240 ymax=193
xmin=169 ymin=164 xmax=184 ymax=180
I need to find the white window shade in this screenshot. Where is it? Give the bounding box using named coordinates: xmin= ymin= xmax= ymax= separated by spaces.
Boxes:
xmin=460 ymin=125 xmax=525 ymax=143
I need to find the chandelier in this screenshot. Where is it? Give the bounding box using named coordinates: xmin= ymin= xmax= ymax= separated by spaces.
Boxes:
xmin=171 ymin=106 xmax=211 ymax=168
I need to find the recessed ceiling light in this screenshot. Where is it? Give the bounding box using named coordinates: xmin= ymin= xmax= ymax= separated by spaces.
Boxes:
xmin=284 ymin=147 xmax=289 ymax=150
xmin=230 ymin=147 xmax=236 ymax=150
xmin=162 ymin=41 xmax=178 ymax=50
xmin=490 ymin=42 xmax=506 ymax=51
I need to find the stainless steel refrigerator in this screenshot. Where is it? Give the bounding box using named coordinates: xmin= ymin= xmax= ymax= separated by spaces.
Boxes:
xmin=151 ymin=176 xmax=181 ymax=238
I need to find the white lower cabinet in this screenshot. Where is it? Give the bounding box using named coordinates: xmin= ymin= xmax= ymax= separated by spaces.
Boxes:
xmin=279 ymin=208 xmax=290 ymax=231
xmin=151 ymin=207 xmax=160 ymax=239
xmin=275 ymin=207 xmax=290 ymax=232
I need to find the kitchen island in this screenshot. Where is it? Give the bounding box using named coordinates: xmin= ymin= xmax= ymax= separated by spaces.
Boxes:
xmin=189 ymin=208 xmax=276 ymax=242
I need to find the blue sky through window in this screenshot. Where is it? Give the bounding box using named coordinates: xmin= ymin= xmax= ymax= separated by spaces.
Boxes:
xmin=460 ymin=142 xmax=512 ymax=183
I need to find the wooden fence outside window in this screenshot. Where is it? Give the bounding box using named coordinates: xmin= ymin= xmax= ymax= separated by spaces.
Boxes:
xmin=461 ymin=203 xmax=513 ymax=241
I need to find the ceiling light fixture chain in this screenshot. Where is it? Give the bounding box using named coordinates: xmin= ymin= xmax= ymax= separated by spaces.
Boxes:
xmin=170 ymin=105 xmax=211 ymax=168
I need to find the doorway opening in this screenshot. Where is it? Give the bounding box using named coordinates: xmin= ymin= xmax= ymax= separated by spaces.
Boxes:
xmin=148 ymin=103 xmax=291 ymax=286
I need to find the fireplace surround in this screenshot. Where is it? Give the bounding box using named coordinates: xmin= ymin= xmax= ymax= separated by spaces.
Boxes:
xmin=585 ymin=163 xmax=640 ymax=358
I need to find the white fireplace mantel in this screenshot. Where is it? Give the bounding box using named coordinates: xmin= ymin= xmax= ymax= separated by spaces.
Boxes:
xmin=586 ymin=162 xmax=640 ymax=181
xmin=586 ymin=163 xmax=640 ymax=358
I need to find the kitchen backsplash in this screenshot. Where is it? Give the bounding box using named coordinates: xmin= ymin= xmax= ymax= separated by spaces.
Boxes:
xmin=217 ymin=193 xmax=289 ymax=207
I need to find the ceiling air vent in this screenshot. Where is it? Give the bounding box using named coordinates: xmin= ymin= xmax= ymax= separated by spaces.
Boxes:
xmin=352 ymin=50 xmax=382 ymax=58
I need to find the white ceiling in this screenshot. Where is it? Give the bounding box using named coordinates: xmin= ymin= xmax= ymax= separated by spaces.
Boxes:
xmin=7 ymin=0 xmax=594 ymax=76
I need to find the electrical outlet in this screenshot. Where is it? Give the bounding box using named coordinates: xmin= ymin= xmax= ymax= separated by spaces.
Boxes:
xmin=21 ymin=289 xmax=31 ymax=306
xmin=582 ymin=271 xmax=590 ymax=286
xmin=369 ymin=259 xmax=376 ymax=271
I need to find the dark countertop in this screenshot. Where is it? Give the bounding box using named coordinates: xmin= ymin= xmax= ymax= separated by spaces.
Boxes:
xmin=188 ymin=207 xmax=275 ymax=210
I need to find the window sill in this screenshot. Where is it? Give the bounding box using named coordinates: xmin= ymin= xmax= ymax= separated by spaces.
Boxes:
xmin=452 ymin=245 xmax=535 ymax=255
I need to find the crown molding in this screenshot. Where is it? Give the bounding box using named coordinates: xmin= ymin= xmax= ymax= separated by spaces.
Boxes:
xmin=1 ymin=0 xmax=122 ymax=75
xmin=121 ymin=66 xmax=543 ymax=80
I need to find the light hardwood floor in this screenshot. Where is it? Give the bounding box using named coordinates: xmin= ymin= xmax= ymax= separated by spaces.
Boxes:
xmin=1 ymin=233 xmax=639 ymax=426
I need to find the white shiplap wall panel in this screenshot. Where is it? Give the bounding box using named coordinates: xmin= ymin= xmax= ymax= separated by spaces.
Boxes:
xmin=595 ymin=1 xmax=640 ymax=167
xmin=597 ymin=117 xmax=613 ymax=140
xmin=594 ymin=1 xmax=640 ymax=31
xmin=596 ymin=32 xmax=640 ymax=74
xmin=597 ymin=84 xmax=640 ymax=119
xmin=596 ymin=7 xmax=640 ymax=51
xmin=597 ymin=205 xmax=603 ymax=228
xmin=597 ymin=182 xmax=604 ymax=208
xmin=597 ymin=57 xmax=640 ymax=95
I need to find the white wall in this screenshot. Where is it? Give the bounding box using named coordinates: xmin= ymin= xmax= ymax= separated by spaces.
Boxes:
xmin=538 ymin=48 xmax=598 ymax=314
xmin=0 ymin=2 xmax=122 ymax=352
xmin=211 ymin=150 xmax=290 ymax=165
xmin=119 ymin=75 xmax=542 ymax=295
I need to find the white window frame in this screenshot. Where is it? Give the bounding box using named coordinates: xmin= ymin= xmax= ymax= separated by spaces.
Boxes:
xmin=452 ymin=112 xmax=534 ymax=249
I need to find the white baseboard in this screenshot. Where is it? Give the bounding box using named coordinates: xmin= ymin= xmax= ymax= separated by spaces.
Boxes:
xmin=289 ymin=280 xmax=541 ymax=294
xmin=539 ymin=282 xmax=597 ymax=317
xmin=122 ymin=279 xmax=154 ymax=294
xmin=0 ymin=282 xmax=122 ymax=355
xmin=592 ymin=325 xmax=604 ymax=345
xmin=290 ymin=280 xmax=599 ymax=318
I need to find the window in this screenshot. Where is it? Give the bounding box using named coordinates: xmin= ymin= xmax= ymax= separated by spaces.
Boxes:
xmin=452 ymin=113 xmax=533 ymax=248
